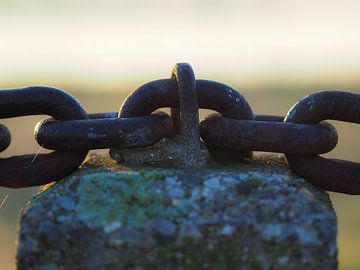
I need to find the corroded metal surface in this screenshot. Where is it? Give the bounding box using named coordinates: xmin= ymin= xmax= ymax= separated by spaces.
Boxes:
xmin=0 ymin=64 xmax=358 ymax=194
xmin=285 ymin=91 xmax=360 ymax=194
xmin=170 ymin=63 xmax=206 ymax=166
xmin=36 ymin=113 xmax=174 ymax=151
xmin=110 ymin=136 xmax=209 ymax=167
xmin=0 ymin=86 xmax=86 ymax=120
xmin=119 ymin=79 xmax=253 ymax=120
xmin=117 ymin=66 xmax=253 ymax=166
xmin=0 ymin=86 xmax=88 ymax=188
xmin=112 ymin=63 xmax=209 ymax=167
xmin=200 ymin=114 xmax=338 ymax=155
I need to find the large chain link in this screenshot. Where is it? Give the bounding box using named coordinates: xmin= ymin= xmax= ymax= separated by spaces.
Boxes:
xmin=0 ymin=64 xmax=358 ymax=194
xmin=0 ymin=86 xmax=88 ymax=188
xmin=284 ymin=91 xmax=360 ymax=194
xmin=36 ymin=113 xmax=173 ymax=151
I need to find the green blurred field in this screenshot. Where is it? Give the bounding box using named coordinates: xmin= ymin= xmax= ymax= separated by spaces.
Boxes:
xmin=1 ymin=87 xmax=359 ymax=269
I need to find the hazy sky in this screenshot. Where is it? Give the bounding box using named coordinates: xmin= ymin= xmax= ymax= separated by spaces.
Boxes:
xmin=0 ymin=0 xmax=359 ymax=90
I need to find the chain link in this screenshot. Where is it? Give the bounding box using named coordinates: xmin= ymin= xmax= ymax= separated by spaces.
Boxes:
xmin=284 ymin=91 xmax=360 ymax=194
xmin=200 ymin=114 xmax=338 ymax=155
xmin=35 ymin=112 xmax=173 ymax=151
xmin=0 ymin=124 xmax=10 ymax=152
xmin=0 ymin=86 xmax=88 ymax=188
xmin=119 ymin=79 xmax=253 ymax=119
xmin=119 ymin=74 xmax=255 ymax=163
xmin=0 ymin=64 xmax=358 ymax=194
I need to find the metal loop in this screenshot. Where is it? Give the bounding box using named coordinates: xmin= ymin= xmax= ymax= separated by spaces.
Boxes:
xmin=0 ymin=86 xmax=88 ymax=188
xmin=171 ymin=63 xmax=203 ymax=155
xmin=285 ymin=91 xmax=360 ymax=194
xmin=119 ymin=79 xmax=253 ymax=120
xmin=119 ymin=76 xmax=254 ymax=164
xmin=166 ymin=63 xmax=208 ymax=167
xmin=0 ymin=124 xmax=11 ymax=152
xmin=200 ymin=114 xmax=338 ymax=155
xmin=35 ymin=112 xmax=174 ymax=151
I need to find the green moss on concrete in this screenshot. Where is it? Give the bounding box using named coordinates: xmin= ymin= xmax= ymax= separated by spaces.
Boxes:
xmin=18 ymin=155 xmax=337 ymax=269
xmin=76 ymin=170 xmax=171 ymax=228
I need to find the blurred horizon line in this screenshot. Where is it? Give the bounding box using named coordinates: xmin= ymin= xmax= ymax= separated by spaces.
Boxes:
xmin=1 ymin=68 xmax=359 ymax=94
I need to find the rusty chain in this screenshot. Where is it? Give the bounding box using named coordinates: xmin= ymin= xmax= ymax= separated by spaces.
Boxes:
xmin=0 ymin=86 xmax=88 ymax=188
xmin=0 ymin=63 xmax=358 ymax=195
xmin=284 ymin=91 xmax=360 ymax=194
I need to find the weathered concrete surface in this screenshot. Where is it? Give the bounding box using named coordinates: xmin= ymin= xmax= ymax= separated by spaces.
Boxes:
xmin=17 ymin=154 xmax=337 ymax=270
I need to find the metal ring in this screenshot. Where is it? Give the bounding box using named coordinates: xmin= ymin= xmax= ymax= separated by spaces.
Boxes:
xmin=35 ymin=112 xmax=174 ymax=151
xmin=285 ymin=91 xmax=360 ymax=194
xmin=168 ymin=63 xmax=207 ymax=166
xmin=0 ymin=124 xmax=11 ymax=152
xmin=119 ymin=79 xmax=253 ymax=120
xmin=200 ymin=114 xmax=338 ymax=154
xmin=170 ymin=63 xmax=201 ymax=146
xmin=0 ymin=86 xmax=88 ymax=188
xmin=119 ymin=75 xmax=254 ymax=163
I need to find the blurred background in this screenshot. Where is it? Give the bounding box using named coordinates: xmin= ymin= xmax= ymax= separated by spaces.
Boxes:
xmin=0 ymin=0 xmax=359 ymax=269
